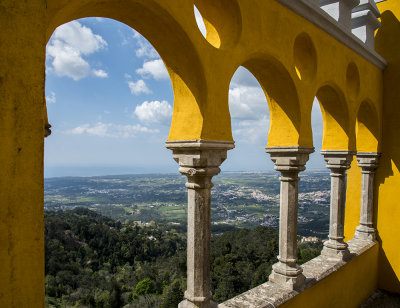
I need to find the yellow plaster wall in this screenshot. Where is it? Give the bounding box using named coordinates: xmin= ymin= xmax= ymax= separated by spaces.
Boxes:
xmin=345 ymin=0 xmax=400 ymax=294
xmin=344 ymin=158 xmax=362 ymax=242
xmin=373 ymin=0 xmax=400 ymax=293
xmin=0 ymin=0 xmax=388 ymax=306
xmin=280 ymin=244 xmax=379 ymax=308
xmin=0 ymin=1 xmax=47 ymax=306
xmin=41 ymin=0 xmax=384 ymax=147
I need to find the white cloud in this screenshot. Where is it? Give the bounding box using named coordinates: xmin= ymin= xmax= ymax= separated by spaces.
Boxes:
xmin=136 ymin=59 xmax=169 ymax=80
xmin=194 ymin=6 xmax=207 ymax=38
xmin=134 ymin=100 xmax=172 ymax=125
xmin=232 ymin=116 xmax=269 ymax=144
xmin=66 ymin=122 xmax=158 ymax=138
xmin=229 ymin=85 xmax=268 ymax=121
xmin=128 ymin=80 xmax=152 ymax=95
xmin=46 ymin=92 xmax=56 ymax=104
xmin=231 ymin=66 xmax=261 ymax=88
xmin=132 ymin=30 xmax=159 ymax=59
xmin=228 ymin=67 xmax=270 ymax=143
xmin=92 ymin=69 xmax=108 ymax=78
xmin=46 ymin=21 xmax=108 ymax=81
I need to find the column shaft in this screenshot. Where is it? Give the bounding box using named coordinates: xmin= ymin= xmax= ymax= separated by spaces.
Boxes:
xmin=321 ymin=151 xmax=354 ymax=260
xmin=354 ymin=152 xmax=380 ymax=241
xmin=185 ymin=176 xmax=213 ymax=304
xmin=166 ymin=140 xmax=234 ymax=308
xmin=266 ymin=147 xmax=314 ymax=291
xmin=278 ymin=172 xmax=299 ymax=267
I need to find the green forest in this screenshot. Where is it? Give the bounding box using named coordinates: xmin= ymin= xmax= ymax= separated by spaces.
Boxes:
xmin=45 ymin=208 xmax=322 ymax=307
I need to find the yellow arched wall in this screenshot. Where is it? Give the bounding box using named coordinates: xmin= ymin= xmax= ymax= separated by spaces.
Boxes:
xmin=0 ymin=0 xmax=387 ymax=306
xmin=374 ymin=0 xmax=400 ymax=294
xmin=345 ymin=0 xmax=400 ymax=295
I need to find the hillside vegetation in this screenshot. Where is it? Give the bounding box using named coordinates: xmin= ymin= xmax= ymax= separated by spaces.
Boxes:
xmin=45 ymin=208 xmax=322 ymax=307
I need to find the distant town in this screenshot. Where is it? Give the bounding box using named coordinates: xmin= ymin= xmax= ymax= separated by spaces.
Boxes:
xmin=45 ymin=171 xmax=331 ymax=237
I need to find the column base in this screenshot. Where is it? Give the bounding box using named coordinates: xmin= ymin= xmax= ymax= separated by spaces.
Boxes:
xmin=321 ymin=241 xmax=350 ymax=261
xmin=178 ymin=299 xmax=217 ymax=308
xmin=354 ymin=225 xmax=376 ymax=241
xmin=269 ymin=262 xmax=305 ymax=291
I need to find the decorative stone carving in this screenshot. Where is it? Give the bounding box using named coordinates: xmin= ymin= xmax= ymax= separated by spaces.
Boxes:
xmin=166 ymin=140 xmax=234 ymax=308
xmin=352 ymin=0 xmax=381 ymax=50
xmin=265 ymin=146 xmax=314 ymax=291
xmin=321 ymin=150 xmax=354 ymax=260
xmin=354 ymin=152 xmax=381 ymax=241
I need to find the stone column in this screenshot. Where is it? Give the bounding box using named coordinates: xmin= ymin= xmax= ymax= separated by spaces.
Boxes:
xmin=352 ymin=0 xmax=381 ymax=50
xmin=321 ymin=150 xmax=354 ymax=260
xmin=266 ymin=147 xmax=314 ymax=291
xmin=166 ymin=140 xmax=234 ymax=308
xmin=339 ymin=0 xmax=360 ymax=30
xmin=354 ymin=152 xmax=380 ymax=241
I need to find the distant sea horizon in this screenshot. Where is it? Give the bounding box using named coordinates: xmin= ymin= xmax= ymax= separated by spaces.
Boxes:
xmin=44 ymin=165 xmax=329 ymax=179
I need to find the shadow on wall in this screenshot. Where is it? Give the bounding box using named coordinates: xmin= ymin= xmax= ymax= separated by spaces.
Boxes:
xmin=374 ymin=10 xmax=400 ymax=293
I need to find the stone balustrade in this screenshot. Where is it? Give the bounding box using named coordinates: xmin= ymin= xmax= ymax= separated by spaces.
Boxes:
xmin=167 ymin=142 xmax=381 ymax=306
xmin=277 ymin=0 xmax=386 ymax=68
xmin=352 ymin=0 xmax=382 ymax=50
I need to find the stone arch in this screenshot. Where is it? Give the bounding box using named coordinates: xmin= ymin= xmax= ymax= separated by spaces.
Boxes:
xmin=229 ymin=54 xmax=301 ymax=147
xmin=315 ymin=83 xmax=351 ymax=150
xmin=356 ymin=100 xmax=380 ymax=152
xmin=45 ymin=0 xmax=207 ymax=141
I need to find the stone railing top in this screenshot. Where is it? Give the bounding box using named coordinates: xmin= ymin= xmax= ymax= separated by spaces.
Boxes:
xmin=276 ymin=0 xmax=387 ymax=69
xmin=219 ymin=239 xmax=377 ymax=308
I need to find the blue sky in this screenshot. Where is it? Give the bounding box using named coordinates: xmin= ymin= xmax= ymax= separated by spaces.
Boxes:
xmin=44 ymin=13 xmax=325 ymax=178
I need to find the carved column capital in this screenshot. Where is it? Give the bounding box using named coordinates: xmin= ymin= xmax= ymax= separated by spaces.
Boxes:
xmin=266 ymin=146 xmax=315 ymax=172
xmin=321 ymin=150 xmax=355 ymax=174
xmin=356 ymin=152 xmax=381 ymax=173
xmin=166 ymin=139 xmax=234 ymax=167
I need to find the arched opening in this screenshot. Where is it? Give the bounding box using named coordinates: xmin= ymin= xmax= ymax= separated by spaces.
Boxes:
xmin=45 ymin=18 xmax=175 ymax=177
xmin=46 ymin=0 xmax=208 ymax=141
xmin=356 ymin=100 xmax=380 ymax=152
xmin=302 ymin=97 xmax=331 ymax=238
xmin=242 ymin=56 xmax=302 ymax=147
xmin=316 ymin=84 xmax=351 ymax=150
xmin=223 ymin=66 xmax=272 ymax=171
xmin=44 ymin=17 xmax=191 ymax=307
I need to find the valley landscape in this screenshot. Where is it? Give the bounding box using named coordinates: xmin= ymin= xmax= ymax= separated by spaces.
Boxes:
xmin=45 ymin=171 xmax=331 ymax=237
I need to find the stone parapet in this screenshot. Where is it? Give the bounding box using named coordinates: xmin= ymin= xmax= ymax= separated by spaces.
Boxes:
xmin=219 ymin=239 xmax=377 ymax=308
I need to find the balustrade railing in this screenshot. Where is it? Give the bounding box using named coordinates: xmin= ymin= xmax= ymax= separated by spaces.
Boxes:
xmin=276 ymin=0 xmax=386 ymax=68
xmin=167 ymin=140 xmax=381 ymax=307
